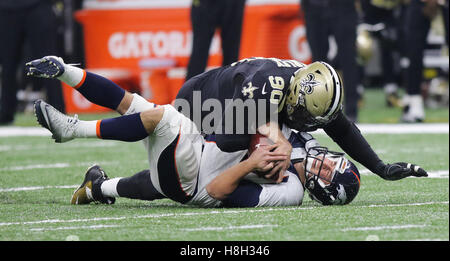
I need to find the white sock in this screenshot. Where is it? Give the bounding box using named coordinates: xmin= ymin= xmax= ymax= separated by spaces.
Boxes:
xmin=57 ymin=64 xmax=86 ymax=88
xmin=73 ymin=120 xmax=99 ymax=138
xmin=101 ymin=177 xmax=122 ymax=198
xmin=408 ymin=95 xmax=425 ymax=118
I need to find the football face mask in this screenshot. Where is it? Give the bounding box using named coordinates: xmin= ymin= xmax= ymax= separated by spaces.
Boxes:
xmin=304 ymin=146 xmax=361 ymax=205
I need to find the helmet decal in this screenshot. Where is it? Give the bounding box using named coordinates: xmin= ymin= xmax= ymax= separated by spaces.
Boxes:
xmin=334 ymin=184 xmax=347 ymax=205
xmin=300 ymin=73 xmax=320 ymax=95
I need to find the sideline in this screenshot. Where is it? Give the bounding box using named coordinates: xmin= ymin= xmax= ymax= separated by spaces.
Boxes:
xmin=0 ymin=123 xmax=449 ymax=137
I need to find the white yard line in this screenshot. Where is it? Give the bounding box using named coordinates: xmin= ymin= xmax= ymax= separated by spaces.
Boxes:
xmin=341 ymin=224 xmax=428 ymax=232
xmin=30 ymin=224 xmax=119 ymax=232
xmin=422 ymin=170 xmax=449 ymax=178
xmin=0 ymin=163 xmax=70 ymax=171
xmin=0 ymin=161 xmax=125 ymax=172
xmin=0 ymin=185 xmax=78 ymax=192
xmin=362 ymin=201 xmax=449 ymax=208
xmin=359 ymin=169 xmax=449 ymax=178
xmin=0 ymin=127 xmax=50 ymax=137
xmin=0 ymin=123 xmax=448 ymax=137
xmin=0 ymin=201 xmax=447 ymax=227
xmin=312 ymin=123 xmax=449 ymax=134
xmin=182 ymin=224 xmax=278 ymax=231
xmin=0 ymin=141 xmax=118 ymax=152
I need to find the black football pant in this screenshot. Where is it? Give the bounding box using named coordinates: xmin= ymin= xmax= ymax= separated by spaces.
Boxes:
xmin=404 ymin=0 xmax=449 ymax=95
xmin=301 ymin=0 xmax=359 ymax=120
xmin=185 ymin=0 xmax=246 ymax=81
xmin=116 ymin=169 xmax=165 ymax=201
xmin=360 ymin=0 xmax=402 ymax=85
xmin=0 ymin=1 xmax=65 ymax=121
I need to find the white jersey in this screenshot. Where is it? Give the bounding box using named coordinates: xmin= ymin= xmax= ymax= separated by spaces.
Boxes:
xmin=186 ymin=126 xmax=313 ymax=208
xmin=131 ymin=98 xmax=316 ymax=208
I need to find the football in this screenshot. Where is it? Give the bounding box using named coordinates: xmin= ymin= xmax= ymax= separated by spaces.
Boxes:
xmin=248 ymin=132 xmax=275 ymax=154
xmin=248 ymin=133 xmax=277 ymax=177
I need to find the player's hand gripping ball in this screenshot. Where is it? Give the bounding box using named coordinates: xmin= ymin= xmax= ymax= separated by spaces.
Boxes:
xmin=248 ymin=133 xmax=281 ymax=178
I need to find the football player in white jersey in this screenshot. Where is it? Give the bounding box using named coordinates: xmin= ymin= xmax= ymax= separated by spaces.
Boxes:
xmin=27 ymin=56 xmax=362 ymax=207
xmin=83 ymin=130 xmax=361 ymax=208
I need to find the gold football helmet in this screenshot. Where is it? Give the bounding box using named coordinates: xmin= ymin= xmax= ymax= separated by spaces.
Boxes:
xmin=356 ymin=28 xmax=374 ymax=65
xmin=285 ymin=61 xmax=344 ymax=131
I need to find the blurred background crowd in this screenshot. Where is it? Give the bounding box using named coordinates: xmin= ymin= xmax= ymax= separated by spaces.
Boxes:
xmin=0 ymin=0 xmax=448 ymax=125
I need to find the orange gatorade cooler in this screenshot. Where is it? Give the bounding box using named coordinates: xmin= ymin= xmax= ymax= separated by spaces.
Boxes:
xmin=70 ymin=0 xmax=311 ymax=113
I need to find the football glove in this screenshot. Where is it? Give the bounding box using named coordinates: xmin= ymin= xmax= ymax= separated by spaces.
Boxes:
xmin=379 ymin=162 xmax=428 ymax=181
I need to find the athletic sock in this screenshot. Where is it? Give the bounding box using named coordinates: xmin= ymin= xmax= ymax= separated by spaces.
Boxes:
xmin=73 ymin=120 xmax=98 ymax=138
xmin=100 ymin=177 xmax=122 ymax=198
xmin=58 ymin=65 xmax=125 ymax=110
xmin=98 ymin=113 xmax=149 ymax=142
xmin=57 ymin=64 xmax=85 ymax=87
xmin=68 ymin=113 xmax=148 ymax=141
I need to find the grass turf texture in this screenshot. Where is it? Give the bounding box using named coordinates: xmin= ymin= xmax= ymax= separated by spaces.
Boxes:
xmin=0 ymin=88 xmax=448 ymax=241
xmin=0 ymin=133 xmax=448 ymax=241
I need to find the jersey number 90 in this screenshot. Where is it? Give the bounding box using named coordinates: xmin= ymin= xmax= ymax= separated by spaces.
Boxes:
xmin=269 ymin=76 xmax=285 ymax=106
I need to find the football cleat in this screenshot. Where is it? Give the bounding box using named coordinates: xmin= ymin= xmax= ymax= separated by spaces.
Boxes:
xmin=71 ymin=165 xmax=115 ymax=205
xmin=25 ymin=56 xmax=65 ymax=78
xmin=384 ymin=83 xmax=400 ymax=108
xmin=34 ymin=99 xmax=78 ymax=143
xmin=400 ymin=95 xmax=424 ymax=123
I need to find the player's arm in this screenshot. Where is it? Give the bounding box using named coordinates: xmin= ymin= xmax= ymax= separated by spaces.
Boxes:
xmin=255 ymin=173 xmax=304 ymax=207
xmin=324 ymin=111 xmax=427 ymax=180
xmin=221 ymin=173 xmax=303 ymax=208
xmin=206 ymin=144 xmax=287 ymax=200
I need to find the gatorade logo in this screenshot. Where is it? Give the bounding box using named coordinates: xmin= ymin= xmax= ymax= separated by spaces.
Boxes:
xmin=108 ymin=31 xmax=221 ymax=59
xmin=288 ymin=25 xmax=311 ymax=62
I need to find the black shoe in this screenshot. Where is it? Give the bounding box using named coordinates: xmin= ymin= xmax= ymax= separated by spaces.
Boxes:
xmin=25 ymin=56 xmax=65 ymax=79
xmin=400 ymin=106 xmax=424 ymax=123
xmin=71 ymin=165 xmax=116 ymax=205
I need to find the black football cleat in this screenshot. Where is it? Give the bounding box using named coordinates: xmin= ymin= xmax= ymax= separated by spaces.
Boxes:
xmin=25 ymin=56 xmax=65 ymax=79
xmin=71 ymin=165 xmax=116 ymax=205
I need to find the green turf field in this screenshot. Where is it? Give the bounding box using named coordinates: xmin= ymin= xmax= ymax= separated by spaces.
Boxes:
xmin=0 ymin=132 xmax=448 ymax=241
xmin=0 ymin=89 xmax=448 ymax=241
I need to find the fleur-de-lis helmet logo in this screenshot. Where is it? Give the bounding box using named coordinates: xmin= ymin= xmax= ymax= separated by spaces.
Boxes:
xmin=300 ymin=73 xmax=320 ymax=94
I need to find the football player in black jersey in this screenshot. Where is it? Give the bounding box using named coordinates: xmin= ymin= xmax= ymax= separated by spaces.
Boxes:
xmin=175 ymin=57 xmax=428 ymax=183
